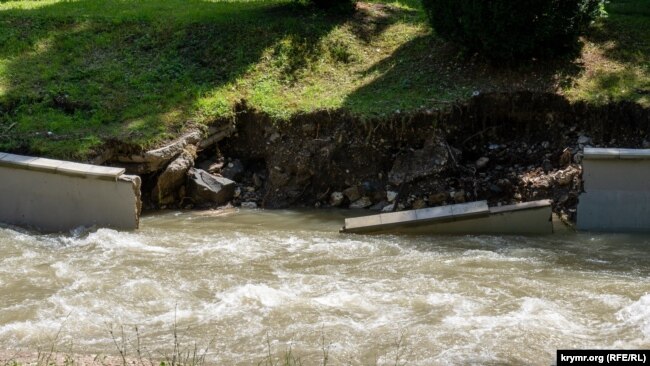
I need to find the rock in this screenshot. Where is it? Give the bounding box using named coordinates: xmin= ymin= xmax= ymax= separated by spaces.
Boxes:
xmin=578 ymin=135 xmax=591 ymax=145
xmin=542 ymin=159 xmax=553 ymax=173
xmin=388 ymin=135 xmax=449 ymax=185
xmin=253 ymin=173 xmax=264 ymax=188
xmin=453 ymin=190 xmax=466 ymax=203
xmin=234 ymin=187 xmax=241 ymax=198
xmin=381 ymin=203 xmax=395 ymax=212
xmin=268 ymin=132 xmax=281 ymax=143
xmin=221 ymin=159 xmax=244 ymax=181
xmin=343 ymin=186 xmax=361 ymax=202
xmin=349 ymin=196 xmax=372 ymax=209
xmin=241 ymin=202 xmax=257 ymax=209
xmin=412 ymin=199 xmax=427 ymax=209
xmin=187 ymin=168 xmax=236 ymax=205
xmin=386 ymin=190 xmax=398 ymax=202
xmin=428 ymin=192 xmax=447 ymax=205
xmin=541 ymin=141 xmax=550 ymax=149
xmin=152 ymin=148 xmax=196 ymax=205
xmin=489 ymin=184 xmax=503 ymax=194
xmin=330 ymin=191 xmax=344 ymax=207
xmin=643 ymin=140 xmax=650 ymax=149
xmin=559 ymin=148 xmax=572 ymax=167
xmin=475 ymin=157 xmax=490 ymax=170
xmin=370 ymin=201 xmax=389 ymax=211
xmin=573 ymin=152 xmax=584 ymax=164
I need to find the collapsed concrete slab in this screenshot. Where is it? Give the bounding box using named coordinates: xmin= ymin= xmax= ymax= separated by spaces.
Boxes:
xmin=0 ymin=153 xmax=141 ymax=232
xmin=577 ymin=148 xmax=650 ymax=232
xmin=341 ymin=200 xmax=553 ymax=235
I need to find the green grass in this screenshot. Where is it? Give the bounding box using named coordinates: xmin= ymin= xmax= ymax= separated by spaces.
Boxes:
xmin=0 ymin=0 xmax=647 ymax=158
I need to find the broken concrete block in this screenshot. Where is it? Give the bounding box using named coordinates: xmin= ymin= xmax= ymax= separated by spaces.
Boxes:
xmin=187 ymin=168 xmax=236 ymax=206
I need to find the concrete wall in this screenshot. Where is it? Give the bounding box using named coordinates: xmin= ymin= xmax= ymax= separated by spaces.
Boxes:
xmin=342 ymin=200 xmax=553 ymax=235
xmin=577 ymin=148 xmax=650 ymax=232
xmin=0 ymin=153 xmax=141 ymax=232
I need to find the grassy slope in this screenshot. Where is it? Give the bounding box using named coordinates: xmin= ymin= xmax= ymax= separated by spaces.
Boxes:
xmin=0 ymin=0 xmax=647 ymax=158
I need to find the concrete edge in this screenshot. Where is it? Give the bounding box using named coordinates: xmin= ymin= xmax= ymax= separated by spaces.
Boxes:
xmin=0 ymin=153 xmax=124 ymax=180
xmin=341 ymin=201 xmax=490 ymax=233
xmin=489 ymin=199 xmax=552 ymax=214
xmin=584 ymin=147 xmax=650 ymax=160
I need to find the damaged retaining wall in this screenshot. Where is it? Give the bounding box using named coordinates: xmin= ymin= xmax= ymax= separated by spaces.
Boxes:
xmin=578 ymin=148 xmax=650 ymax=232
xmin=0 ymin=153 xmax=141 ymax=232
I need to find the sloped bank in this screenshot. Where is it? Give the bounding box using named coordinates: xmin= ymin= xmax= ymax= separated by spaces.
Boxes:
xmin=105 ymin=92 xmax=649 ymax=223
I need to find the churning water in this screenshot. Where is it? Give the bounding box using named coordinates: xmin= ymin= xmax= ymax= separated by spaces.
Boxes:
xmin=0 ymin=209 xmax=649 ymax=365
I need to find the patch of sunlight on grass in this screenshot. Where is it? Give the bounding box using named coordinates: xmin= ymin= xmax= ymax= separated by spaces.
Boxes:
xmin=564 ymin=46 xmax=650 ymax=107
xmin=0 ymin=0 xmax=70 ymax=11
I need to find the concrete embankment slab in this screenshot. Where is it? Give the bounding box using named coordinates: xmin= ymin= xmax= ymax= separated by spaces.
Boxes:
xmin=578 ymin=148 xmax=650 ymax=232
xmin=341 ymin=200 xmax=553 ymax=235
xmin=0 ymin=153 xmax=140 ymax=232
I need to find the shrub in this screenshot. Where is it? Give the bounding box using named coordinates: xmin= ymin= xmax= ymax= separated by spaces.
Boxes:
xmin=421 ymin=0 xmax=602 ymax=60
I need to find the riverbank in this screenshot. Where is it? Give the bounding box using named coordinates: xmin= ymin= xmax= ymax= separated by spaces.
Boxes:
xmin=0 ymin=0 xmax=648 ymax=220
xmin=98 ymin=92 xmax=647 ymax=224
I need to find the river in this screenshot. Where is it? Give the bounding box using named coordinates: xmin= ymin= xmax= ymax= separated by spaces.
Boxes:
xmin=0 ymin=209 xmax=649 ymax=365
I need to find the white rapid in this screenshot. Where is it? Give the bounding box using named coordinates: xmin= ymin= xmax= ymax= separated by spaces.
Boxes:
xmin=0 ymin=209 xmax=648 ymax=365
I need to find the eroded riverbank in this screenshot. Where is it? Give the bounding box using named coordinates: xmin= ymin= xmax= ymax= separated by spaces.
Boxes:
xmin=1 ymin=209 xmax=649 ymax=365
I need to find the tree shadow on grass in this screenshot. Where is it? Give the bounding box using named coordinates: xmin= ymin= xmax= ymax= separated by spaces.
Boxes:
xmin=342 ymin=32 xmax=586 ymax=116
xmin=575 ymin=0 xmax=650 ymax=104
xmin=0 ymin=0 xmax=353 ymax=157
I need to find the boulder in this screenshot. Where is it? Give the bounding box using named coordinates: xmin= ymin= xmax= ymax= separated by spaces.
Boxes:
xmin=388 ymin=136 xmax=449 ymax=185
xmin=343 ymin=186 xmax=361 ymax=202
xmin=386 ymin=190 xmax=398 ymax=202
xmin=330 ymin=192 xmax=345 ymax=207
xmin=187 ymin=168 xmax=236 ymax=205
xmin=349 ymin=196 xmax=372 ymax=209
xmin=152 ymin=148 xmax=196 ymax=205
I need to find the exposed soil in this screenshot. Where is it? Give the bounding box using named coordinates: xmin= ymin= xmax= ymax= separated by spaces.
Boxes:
xmin=108 ymin=92 xmax=649 ymax=223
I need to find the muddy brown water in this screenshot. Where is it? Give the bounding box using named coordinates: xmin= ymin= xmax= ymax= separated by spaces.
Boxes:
xmin=0 ymin=209 xmax=649 ymax=365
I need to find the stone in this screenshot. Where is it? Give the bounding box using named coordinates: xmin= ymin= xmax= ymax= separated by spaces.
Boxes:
xmin=542 ymin=159 xmax=553 ymax=173
xmin=386 ymin=190 xmax=398 ymax=202
xmin=475 ymin=157 xmax=490 ymax=170
xmin=187 ymin=168 xmax=236 ymax=205
xmin=541 ymin=141 xmax=550 ymax=149
xmin=268 ymin=132 xmax=281 ymax=143
xmin=343 ymin=186 xmax=361 ymax=202
xmin=578 ymin=135 xmax=591 ymax=145
xmin=388 ymin=135 xmax=449 ymax=185
xmin=370 ymin=201 xmax=389 ymax=211
xmin=349 ymin=196 xmax=372 ymax=209
xmin=453 ymin=190 xmax=466 ymax=203
xmin=428 ymin=192 xmax=447 ymax=205
xmin=221 ymin=159 xmax=244 ymax=181
xmin=412 ymin=199 xmax=427 ymax=209
xmin=489 ymin=184 xmax=503 ymax=194
xmin=381 ymin=203 xmax=395 ymax=212
xmin=253 ymin=173 xmax=264 ymax=188
xmin=152 ymin=148 xmax=196 ymax=205
xmin=559 ymin=148 xmax=572 ymax=167
xmin=330 ymin=191 xmax=344 ymax=206
xmin=241 ymin=201 xmax=257 ymax=209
